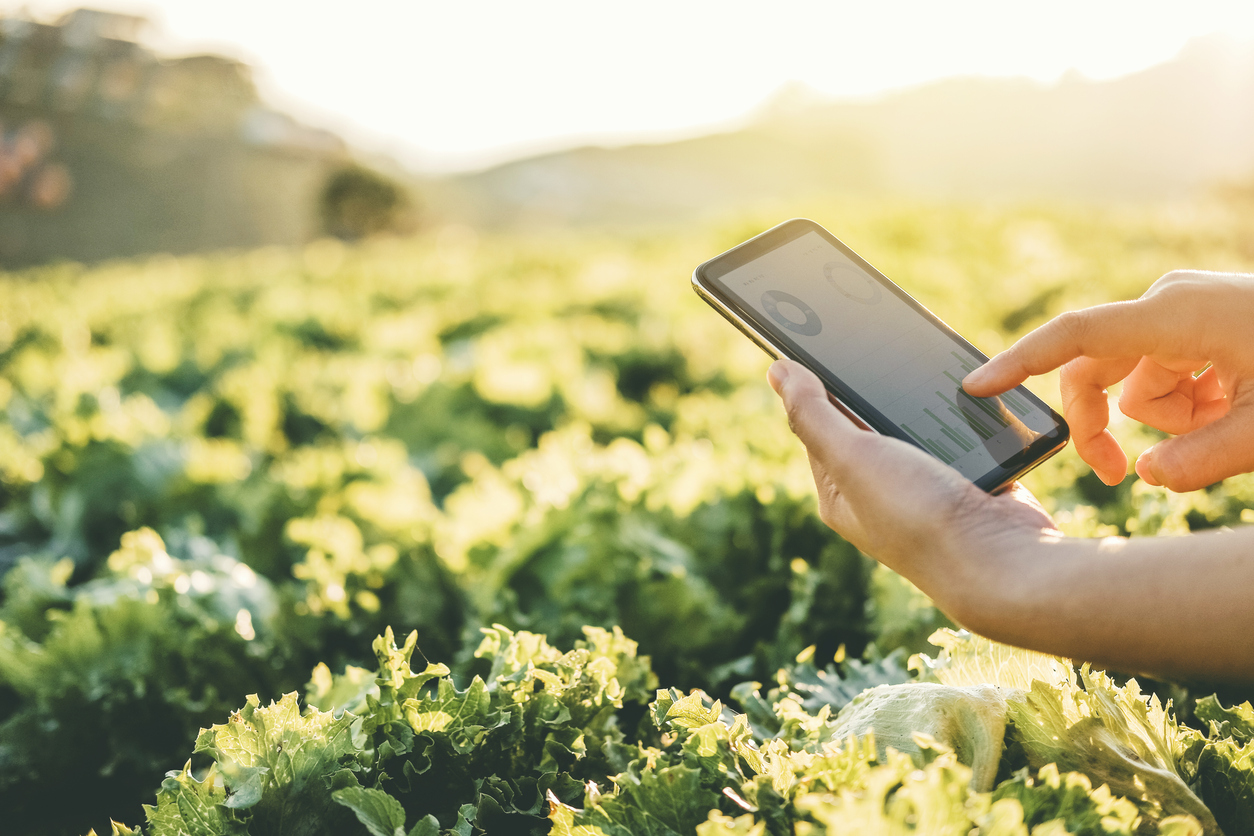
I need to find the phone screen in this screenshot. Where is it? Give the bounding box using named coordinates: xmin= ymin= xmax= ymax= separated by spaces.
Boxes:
xmin=701 ymin=224 xmax=1066 ymax=486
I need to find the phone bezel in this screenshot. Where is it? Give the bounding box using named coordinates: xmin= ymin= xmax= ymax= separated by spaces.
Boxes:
xmin=691 ymin=217 xmax=1069 ymax=493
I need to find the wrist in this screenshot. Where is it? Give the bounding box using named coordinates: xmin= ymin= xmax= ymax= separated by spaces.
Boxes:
xmin=930 ymin=520 xmax=1067 ymax=642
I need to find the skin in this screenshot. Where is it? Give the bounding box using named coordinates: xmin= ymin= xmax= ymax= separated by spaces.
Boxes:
xmin=767 ymin=270 xmax=1254 ymax=682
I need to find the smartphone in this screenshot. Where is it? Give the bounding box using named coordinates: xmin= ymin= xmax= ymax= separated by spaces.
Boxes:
xmin=692 ymin=218 xmax=1069 ymax=493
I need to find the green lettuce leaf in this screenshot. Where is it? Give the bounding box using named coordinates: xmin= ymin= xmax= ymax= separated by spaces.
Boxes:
xmin=794 ymin=746 xmax=989 ymax=835
xmin=331 ymin=785 xmax=407 ymax=836
xmin=187 ymin=692 xmax=360 ymax=833
xmin=1181 ymin=706 xmax=1254 ymax=836
xmin=827 ymin=682 xmax=1009 ymax=791
xmin=580 ymin=762 xmax=723 ymax=836
xmin=910 ymin=629 xmax=1219 ymax=833
xmin=990 ymin=763 xmax=1140 ymax=835
xmin=143 ymin=763 xmax=228 ymax=836
xmin=1194 ymin=695 xmax=1254 ymax=746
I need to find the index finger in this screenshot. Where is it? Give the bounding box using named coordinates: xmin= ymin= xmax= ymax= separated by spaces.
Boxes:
xmin=963 ymin=299 xmax=1160 ymax=396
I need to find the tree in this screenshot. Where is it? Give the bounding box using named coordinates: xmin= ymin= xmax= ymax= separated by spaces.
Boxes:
xmin=319 ymin=164 xmax=409 ymax=240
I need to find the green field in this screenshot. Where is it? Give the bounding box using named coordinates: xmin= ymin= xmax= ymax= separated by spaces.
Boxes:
xmin=2 ymin=200 xmax=1254 ymax=835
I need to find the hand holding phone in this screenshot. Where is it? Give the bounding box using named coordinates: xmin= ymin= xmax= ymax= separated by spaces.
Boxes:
xmin=692 ymin=219 xmax=1068 ymax=493
xmin=764 ymin=356 xmax=1061 ymax=589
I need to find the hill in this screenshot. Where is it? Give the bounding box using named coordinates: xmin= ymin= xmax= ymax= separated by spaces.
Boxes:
xmin=428 ymin=34 xmax=1254 ymax=228
xmin=0 ymin=8 xmax=348 ymax=267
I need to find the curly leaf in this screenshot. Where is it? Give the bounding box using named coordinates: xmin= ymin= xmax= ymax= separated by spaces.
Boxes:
xmin=401 ymin=677 xmax=507 ymax=754
xmin=142 ymin=762 xmax=227 ymax=836
xmin=1195 ymin=695 xmax=1254 ymax=746
xmin=191 ymin=692 xmax=360 ymax=833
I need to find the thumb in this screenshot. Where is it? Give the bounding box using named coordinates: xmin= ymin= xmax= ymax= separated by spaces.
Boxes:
xmin=767 ymin=359 xmax=863 ymax=479
xmin=1136 ymin=399 xmax=1254 ymax=492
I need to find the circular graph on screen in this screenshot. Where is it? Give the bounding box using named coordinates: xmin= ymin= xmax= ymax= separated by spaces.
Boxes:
xmin=824 ymin=261 xmax=882 ymax=304
xmin=761 ymin=290 xmax=822 ymax=336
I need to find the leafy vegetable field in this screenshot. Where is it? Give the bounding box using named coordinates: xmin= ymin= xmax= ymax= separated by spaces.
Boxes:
xmin=2 ymin=201 xmax=1254 ymax=835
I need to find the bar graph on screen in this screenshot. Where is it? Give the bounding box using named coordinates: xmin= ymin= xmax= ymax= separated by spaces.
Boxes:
xmin=899 ymin=352 xmax=1033 ymax=466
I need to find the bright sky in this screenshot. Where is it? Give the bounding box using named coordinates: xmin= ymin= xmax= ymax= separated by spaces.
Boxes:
xmin=5 ymin=1 xmax=1254 ymax=172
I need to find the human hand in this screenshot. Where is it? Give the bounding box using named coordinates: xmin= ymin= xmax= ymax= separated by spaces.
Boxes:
xmin=963 ymin=270 xmax=1254 ymax=492
xmin=767 ymin=359 xmax=1058 ymax=616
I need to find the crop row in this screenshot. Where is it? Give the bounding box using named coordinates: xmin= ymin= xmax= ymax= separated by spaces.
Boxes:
xmin=1 ymin=204 xmax=1253 ymax=833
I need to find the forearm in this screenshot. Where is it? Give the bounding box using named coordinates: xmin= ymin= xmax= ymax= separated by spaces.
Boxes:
xmin=942 ymin=526 xmax=1254 ymax=682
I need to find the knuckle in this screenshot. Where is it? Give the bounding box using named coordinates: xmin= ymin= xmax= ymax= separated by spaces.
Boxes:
xmin=1148 ymin=269 xmax=1203 ymax=298
xmin=1162 ymin=268 xmax=1216 ymax=285
xmin=1054 ymin=309 xmax=1091 ymax=345
xmin=1059 ymin=358 xmax=1082 ymax=379
xmin=1147 ymin=270 xmax=1212 ymax=307
xmin=1115 ymin=387 xmax=1144 ymax=418
xmin=1156 ymin=268 xmax=1192 ymax=286
xmin=1058 ymin=360 xmax=1084 ymax=400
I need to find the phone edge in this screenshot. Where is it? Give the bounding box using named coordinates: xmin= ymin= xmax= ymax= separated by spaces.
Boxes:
xmin=691 ymin=263 xmax=876 ymax=433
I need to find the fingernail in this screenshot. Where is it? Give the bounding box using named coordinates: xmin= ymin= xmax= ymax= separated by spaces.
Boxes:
xmin=767 ymin=361 xmax=790 ymax=393
xmin=1135 ymin=448 xmax=1160 ymax=486
xmin=962 ymin=366 xmax=988 ymax=389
